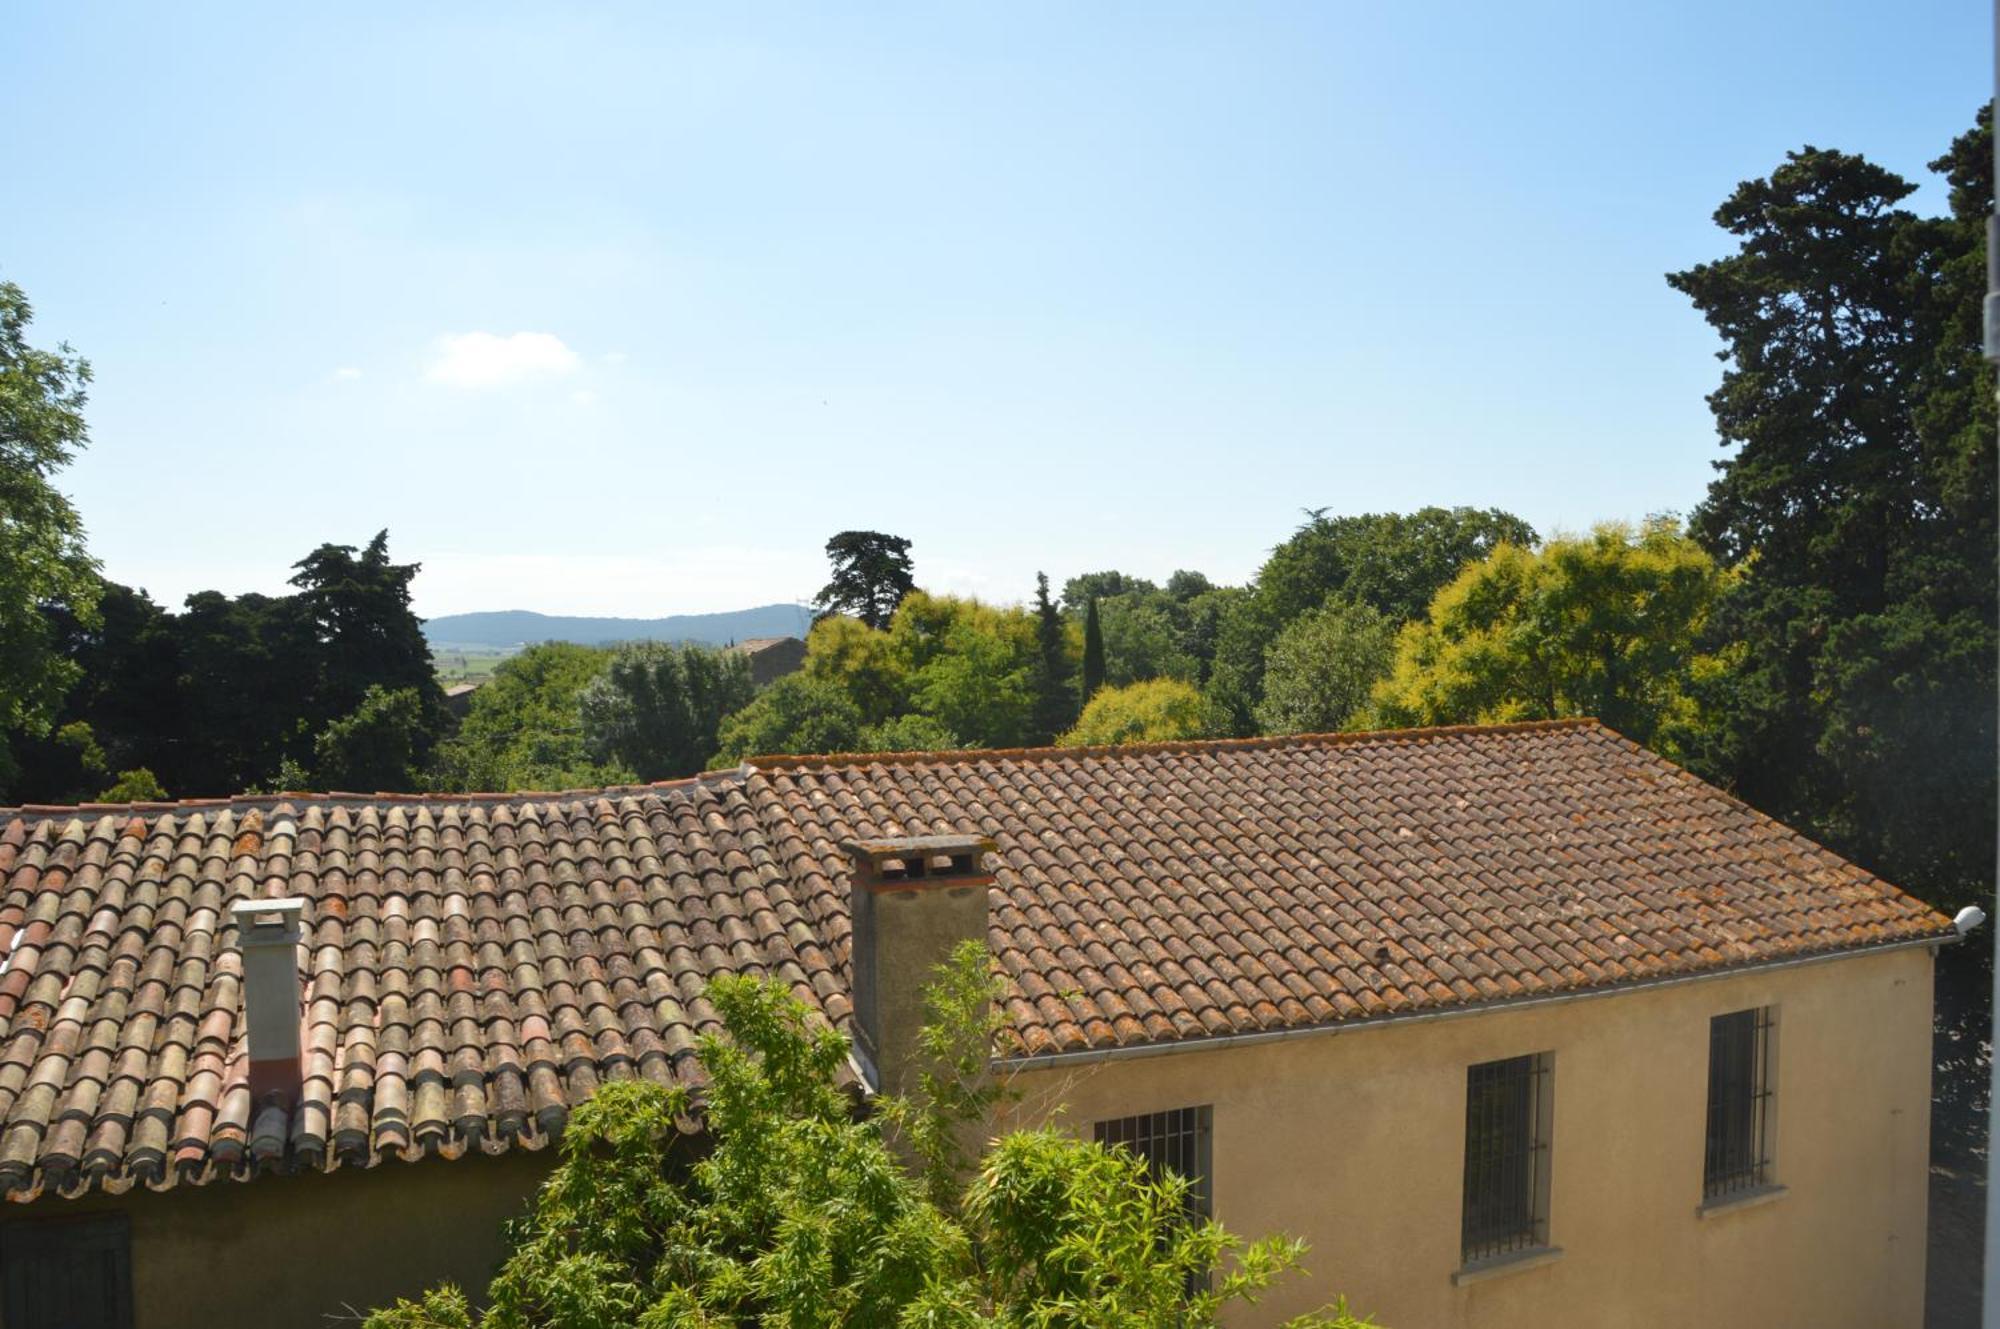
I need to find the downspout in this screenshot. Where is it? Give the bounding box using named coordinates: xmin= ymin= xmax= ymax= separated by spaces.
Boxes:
xmin=1984 ymin=5 xmax=1999 ymax=1321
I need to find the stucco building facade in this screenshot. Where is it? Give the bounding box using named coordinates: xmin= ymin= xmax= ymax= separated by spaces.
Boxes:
xmin=0 ymin=720 xmax=1957 ymax=1327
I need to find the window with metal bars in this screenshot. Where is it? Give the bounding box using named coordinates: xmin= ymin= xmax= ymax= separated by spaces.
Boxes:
xmin=1460 ymin=1052 xmax=1552 ymax=1264
xmin=1 ymin=1215 xmax=133 ymax=1329
xmin=1704 ymin=1007 xmax=1775 ymax=1199
xmin=1094 ymin=1105 xmax=1214 ymax=1220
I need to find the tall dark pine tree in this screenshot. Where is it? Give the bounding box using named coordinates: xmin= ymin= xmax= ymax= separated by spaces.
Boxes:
xmin=1667 ymin=108 xmax=1995 ymax=909
xmin=288 ymin=531 xmax=447 ymax=780
xmin=813 ymin=532 xmax=915 ymax=630
xmin=1029 ymin=572 xmax=1073 ymax=744
xmin=1080 ymin=597 xmax=1106 ymax=708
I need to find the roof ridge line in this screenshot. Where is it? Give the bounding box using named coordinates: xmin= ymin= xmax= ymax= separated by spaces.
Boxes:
xmin=744 ymin=717 xmax=1609 ymax=773
xmin=0 ymin=767 xmax=753 ymax=823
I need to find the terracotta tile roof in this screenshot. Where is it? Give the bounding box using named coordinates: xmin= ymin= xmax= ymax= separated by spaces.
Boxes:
xmin=0 ymin=719 xmax=1949 ymax=1201
xmin=746 ymin=720 xmax=1951 ymax=1057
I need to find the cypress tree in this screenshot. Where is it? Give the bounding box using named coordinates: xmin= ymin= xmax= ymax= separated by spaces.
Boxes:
xmin=1080 ymin=597 xmax=1106 ymax=707
xmin=1029 ymin=573 xmax=1072 ymax=743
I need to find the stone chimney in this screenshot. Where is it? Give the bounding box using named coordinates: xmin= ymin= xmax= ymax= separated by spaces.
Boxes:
xmin=843 ymin=834 xmax=996 ymax=1095
xmin=231 ymin=896 xmax=307 ymax=1106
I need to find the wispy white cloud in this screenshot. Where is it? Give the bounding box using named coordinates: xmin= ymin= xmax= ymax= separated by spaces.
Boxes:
xmin=571 ymin=389 xmax=599 ymax=407
xmin=602 ymin=350 xmax=629 ymax=367
xmin=331 ymin=366 xmax=364 ymax=382
xmin=426 ymin=331 xmax=580 ymax=389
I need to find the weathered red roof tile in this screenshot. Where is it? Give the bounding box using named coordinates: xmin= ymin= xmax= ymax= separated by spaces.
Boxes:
xmin=0 ymin=719 xmax=1952 ymax=1201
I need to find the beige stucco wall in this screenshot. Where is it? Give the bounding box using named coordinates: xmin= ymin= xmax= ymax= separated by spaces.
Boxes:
xmin=0 ymin=1147 xmax=557 ymax=1329
xmin=0 ymin=945 xmax=1936 ymax=1328
xmin=1001 ymin=943 xmax=1938 ymax=1329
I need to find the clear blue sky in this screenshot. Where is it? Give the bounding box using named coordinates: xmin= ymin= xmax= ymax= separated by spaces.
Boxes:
xmin=4 ymin=2 xmax=1986 ymax=618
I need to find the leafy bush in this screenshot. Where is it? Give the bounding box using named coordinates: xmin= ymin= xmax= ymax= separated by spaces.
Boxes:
xmin=1058 ymin=678 xmax=1226 ymax=748
xmin=363 ymin=946 xmax=1377 ymax=1329
xmin=96 ymin=767 xmax=166 ymax=802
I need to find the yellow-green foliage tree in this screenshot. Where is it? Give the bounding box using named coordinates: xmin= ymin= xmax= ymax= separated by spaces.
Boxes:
xmin=1371 ymin=519 xmax=1733 ymax=759
xmin=1058 ymin=678 xmax=1226 ymax=748
xmin=801 ymin=592 xmax=1039 ymax=749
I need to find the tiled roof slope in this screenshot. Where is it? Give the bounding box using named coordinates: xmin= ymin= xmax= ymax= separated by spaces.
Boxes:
xmin=0 ymin=719 xmax=1950 ymax=1202
xmin=0 ymin=779 xmax=845 ymax=1202
xmin=744 ymin=720 xmax=1952 ymax=1057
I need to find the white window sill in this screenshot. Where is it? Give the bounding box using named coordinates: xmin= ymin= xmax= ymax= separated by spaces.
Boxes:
xmin=1698 ymin=1183 xmax=1788 ymax=1218
xmin=1451 ymin=1246 xmax=1564 ymax=1286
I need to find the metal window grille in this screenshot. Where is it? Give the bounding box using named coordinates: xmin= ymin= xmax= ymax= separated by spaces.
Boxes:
xmin=1094 ymin=1105 xmax=1214 ymax=1220
xmin=1 ymin=1216 xmax=134 ymax=1329
xmin=1460 ymin=1052 xmax=1551 ymax=1263
xmin=1704 ymin=1007 xmax=1774 ymax=1199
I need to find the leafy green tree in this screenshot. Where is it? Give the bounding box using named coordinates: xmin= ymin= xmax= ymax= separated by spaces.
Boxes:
xmin=170 ymin=589 xmax=319 ymax=794
xmin=802 ymin=613 xmax=911 ymax=724
xmin=1057 ymin=573 xmax=1217 ymax=689
xmin=1260 ymin=507 xmax=1538 ymax=626
xmin=1665 ymin=109 xmax=1995 ymax=907
xmin=814 ymin=531 xmax=916 ymax=630
xmin=582 ymin=643 xmax=757 ymax=780
xmin=432 ymin=643 xmax=627 ymax=792
xmin=1079 ymin=598 xmax=1106 ymax=704
xmin=96 ymin=767 xmax=166 ymax=802
xmin=1028 ymin=572 xmax=1073 ymax=744
xmin=1059 ymin=678 xmax=1226 ymax=748
xmin=290 ymin=530 xmax=446 ymax=751
xmin=363 ymin=947 xmax=1374 ymax=1329
xmin=1206 ymin=508 xmax=1535 ymax=736
xmin=904 ymin=610 xmax=1036 ymax=749
xmin=1372 ymin=520 xmax=1731 ymax=760
xmin=1256 ymin=600 xmax=1397 ymax=736
xmin=794 ymin=594 xmax=1039 ymax=750
xmin=310 ymin=685 xmax=428 ymax=792
xmin=0 ymin=281 xmax=101 ymax=786
xmin=1096 ymin=594 xmax=1200 ymax=688
xmin=711 ymin=674 xmax=865 ymax=766
xmin=14 ymin=719 xmax=113 ymax=802
xmin=880 ymin=592 xmax=1038 ymax=749
xmin=858 ymin=712 xmax=959 ymax=754
xmin=47 ymin=584 xmax=184 ymax=785
xmin=1060 ymin=570 xmax=1157 ymax=609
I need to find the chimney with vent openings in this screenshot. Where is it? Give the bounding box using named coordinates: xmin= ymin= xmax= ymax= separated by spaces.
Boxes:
xmin=231 ymin=897 xmax=307 ymax=1106
xmin=843 ymin=834 xmax=997 ymax=1095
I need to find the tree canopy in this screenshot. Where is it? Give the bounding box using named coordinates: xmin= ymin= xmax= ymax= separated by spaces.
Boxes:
xmin=433 ymin=642 xmax=629 ymax=792
xmin=1205 ymin=507 xmax=1535 ymax=735
xmin=1666 ymin=106 xmax=1995 ymax=906
xmin=1256 ymin=600 xmax=1396 ymax=736
xmin=1028 ymin=573 xmax=1073 ymax=744
xmin=310 ymin=684 xmax=429 ymax=793
xmin=712 ymin=674 xmax=864 ymax=766
xmin=364 ymin=946 xmax=1374 ymax=1329
xmin=1 ymin=527 xmax=444 ymax=801
xmin=1371 ymin=520 xmax=1731 ymax=761
xmin=581 ymin=643 xmax=757 ymax=781
xmin=814 ymin=531 xmax=916 ymax=630
xmin=0 ymin=281 xmax=100 ymax=785
xmin=1059 ymin=678 xmax=1225 ymax=748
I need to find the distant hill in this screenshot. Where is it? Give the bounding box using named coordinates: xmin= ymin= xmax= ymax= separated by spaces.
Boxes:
xmin=424 ymin=604 xmax=814 ymax=648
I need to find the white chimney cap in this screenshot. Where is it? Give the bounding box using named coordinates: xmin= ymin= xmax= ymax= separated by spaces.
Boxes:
xmin=1952 ymin=905 xmax=1986 ymax=936
xmin=231 ymin=897 xmax=308 ymax=940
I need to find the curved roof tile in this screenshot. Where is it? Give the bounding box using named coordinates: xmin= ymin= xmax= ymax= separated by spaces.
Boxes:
xmin=0 ymin=719 xmax=1951 ymax=1201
